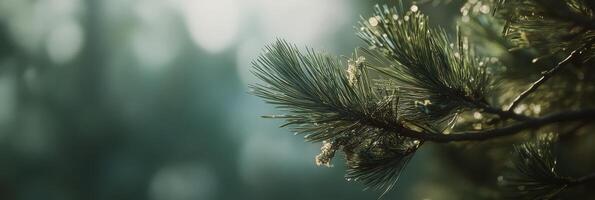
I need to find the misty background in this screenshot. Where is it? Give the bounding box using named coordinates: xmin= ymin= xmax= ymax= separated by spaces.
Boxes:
xmin=0 ymin=0 xmax=462 ymax=199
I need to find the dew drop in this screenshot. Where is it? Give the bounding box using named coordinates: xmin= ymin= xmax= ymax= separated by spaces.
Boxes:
xmin=473 ymin=123 xmax=482 ymax=130
xmin=462 ymin=15 xmax=470 ymax=23
xmin=423 ymin=99 xmax=432 ymax=105
xmin=531 ymin=58 xmax=539 ymax=63
xmin=410 ymin=5 xmax=419 ymax=12
xmin=368 ymin=17 xmax=379 ymax=26
xmin=462 ymin=9 xmax=469 ymax=16
xmin=479 ymin=5 xmax=490 ymax=14
xmin=473 ymin=111 xmax=483 ymax=119
xmin=533 ymin=104 xmax=541 ymax=114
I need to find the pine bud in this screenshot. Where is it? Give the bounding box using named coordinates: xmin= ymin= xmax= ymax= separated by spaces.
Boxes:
xmin=346 ymin=56 xmax=365 ymax=87
xmin=315 ymin=140 xmax=337 ymax=167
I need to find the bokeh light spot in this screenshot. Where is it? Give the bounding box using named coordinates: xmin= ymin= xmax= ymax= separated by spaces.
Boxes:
xmin=150 ymin=163 xmax=218 ymax=200
xmin=178 ymin=0 xmax=240 ymax=53
xmin=132 ymin=0 xmax=181 ymax=70
xmin=46 ymin=19 xmax=84 ymax=65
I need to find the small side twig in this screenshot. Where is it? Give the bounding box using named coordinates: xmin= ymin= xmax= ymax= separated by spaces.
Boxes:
xmin=558 ymin=121 xmax=590 ymax=142
xmin=568 ymin=172 xmax=595 ymax=187
xmin=507 ymin=45 xmax=588 ymax=112
xmin=478 ymin=103 xmax=532 ymax=121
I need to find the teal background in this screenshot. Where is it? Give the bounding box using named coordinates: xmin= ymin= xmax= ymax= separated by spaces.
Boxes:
xmin=0 ymin=0 xmax=462 ymax=199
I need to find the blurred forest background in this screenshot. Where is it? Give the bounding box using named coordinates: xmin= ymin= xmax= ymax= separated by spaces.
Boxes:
xmin=0 ymin=0 xmax=467 ymax=199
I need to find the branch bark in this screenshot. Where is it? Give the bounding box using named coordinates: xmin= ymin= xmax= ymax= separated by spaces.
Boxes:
xmin=569 ymin=172 xmax=595 ymax=187
xmin=398 ymin=109 xmax=595 ymax=143
xmin=478 ymin=103 xmax=532 ymax=121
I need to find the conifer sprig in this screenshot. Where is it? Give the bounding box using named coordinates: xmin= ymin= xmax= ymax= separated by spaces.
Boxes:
xmin=499 ymin=0 xmax=595 ymax=60
xmin=251 ymin=40 xmax=398 ymax=142
xmin=358 ymin=5 xmax=491 ymax=127
xmin=502 ymin=137 xmax=569 ymax=199
xmin=250 ymin=40 xmax=421 ymax=192
xmin=251 ymin=1 xmax=595 ymax=198
xmin=502 ymin=136 xmax=595 ymax=199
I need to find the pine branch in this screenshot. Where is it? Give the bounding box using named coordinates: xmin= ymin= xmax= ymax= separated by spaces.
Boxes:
xmin=251 ymin=2 xmax=595 ymax=197
xmin=251 ymin=39 xmax=421 ymax=193
xmin=251 ymin=38 xmax=594 ymax=197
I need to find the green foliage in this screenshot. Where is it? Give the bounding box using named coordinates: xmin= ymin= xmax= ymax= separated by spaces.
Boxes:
xmin=251 ymin=40 xmax=421 ymax=192
xmin=251 ymin=0 xmax=595 ymax=198
xmin=358 ymin=5 xmax=491 ymax=127
xmin=499 ymin=0 xmax=595 ymax=60
xmin=502 ymin=136 xmax=570 ymax=199
xmin=343 ymin=132 xmax=420 ymax=195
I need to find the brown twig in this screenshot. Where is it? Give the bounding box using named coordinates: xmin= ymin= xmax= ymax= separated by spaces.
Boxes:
xmin=568 ymin=172 xmax=595 ymax=187
xmin=397 ymin=109 xmax=595 ymax=142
